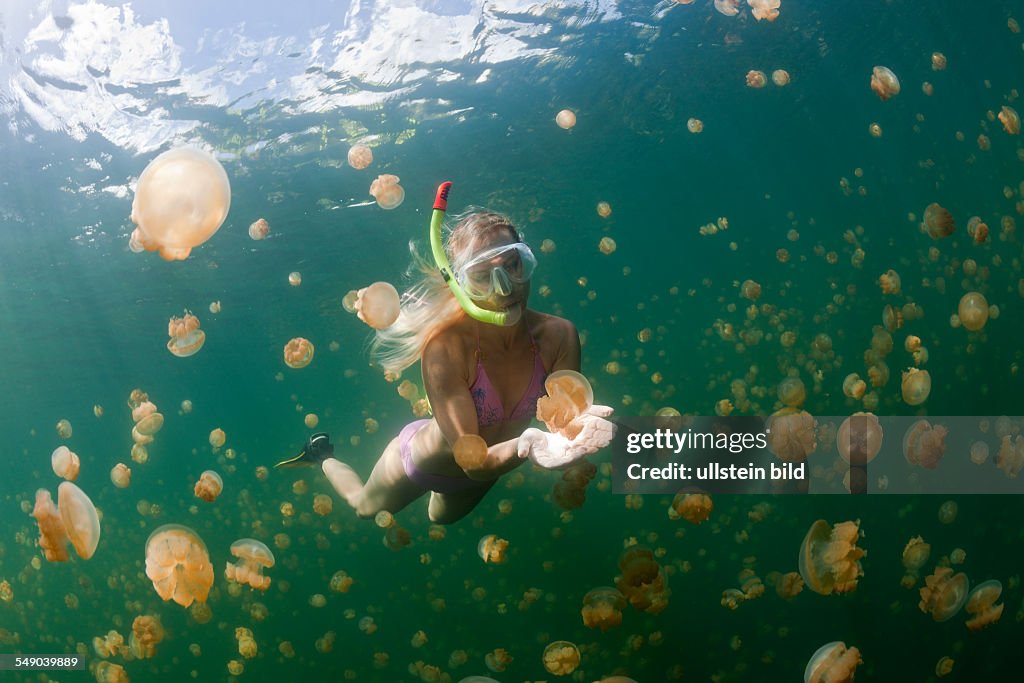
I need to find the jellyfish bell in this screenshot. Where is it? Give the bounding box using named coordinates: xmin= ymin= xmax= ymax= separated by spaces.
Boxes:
xmin=836 ymin=413 xmax=883 ymax=465
xmin=167 ymin=312 xmax=206 ymax=357
xmin=766 ymin=408 xmax=817 ymax=462
xmin=923 ymin=202 xmax=955 ymax=239
xmin=798 ymin=519 xmax=865 ymax=595
xmin=194 ymin=470 xmax=223 ymax=502
xmin=542 ymin=640 xmax=581 ymax=676
xmin=248 ymin=218 xmax=270 ymax=240
xmin=368 ymin=174 xmax=405 ymax=210
xmin=135 ymin=411 xmax=165 ymax=436
xmin=555 ymin=109 xmax=576 ymax=129
xmin=348 ymin=144 xmax=374 ymax=170
xmin=110 ymin=463 xmax=131 ymax=489
xmin=745 ymin=70 xmax=767 ymax=88
xmin=57 ymin=481 xmax=100 ymax=560
xmin=130 ymin=147 xmax=231 ymax=261
xmin=226 ymin=538 xmax=276 ymax=591
xmin=145 ymin=524 xmax=214 ymax=607
xmin=355 ymin=282 xmax=401 ymax=330
xmin=51 ymin=446 xmax=80 ymax=481
xmin=870 ymin=66 xmax=901 ymax=100
xmin=901 ymin=368 xmax=932 ymax=406
xmin=958 ymin=292 xmax=988 ymax=331
xmin=804 ymin=642 xmax=862 ymax=683
xmin=283 ymin=337 xmax=315 ymax=368
xmin=965 ymin=579 xmax=1004 ymax=630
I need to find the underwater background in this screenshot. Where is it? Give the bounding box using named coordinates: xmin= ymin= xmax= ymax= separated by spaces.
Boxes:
xmin=1 ymin=0 xmax=1023 ymax=680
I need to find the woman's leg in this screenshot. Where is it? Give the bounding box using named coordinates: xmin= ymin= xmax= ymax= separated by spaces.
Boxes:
xmin=322 ymin=436 xmax=426 ymax=518
xmin=427 ymin=482 xmax=495 ymax=525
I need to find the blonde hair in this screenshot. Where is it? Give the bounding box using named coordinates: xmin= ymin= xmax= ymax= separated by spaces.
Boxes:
xmin=370 ymin=210 xmax=520 ymax=376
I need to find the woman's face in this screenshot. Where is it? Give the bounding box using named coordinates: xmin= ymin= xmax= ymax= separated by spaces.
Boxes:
xmin=462 ymin=232 xmax=532 ymax=312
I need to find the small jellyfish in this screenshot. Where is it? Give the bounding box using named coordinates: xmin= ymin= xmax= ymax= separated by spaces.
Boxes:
xmin=616 ymin=546 xmax=669 ymax=613
xmin=931 ymin=52 xmax=946 ymax=70
xmin=193 ymin=470 xmax=223 ymax=502
xmin=746 ymin=70 xmax=768 ymax=88
xmin=51 ymin=446 xmax=80 ymax=481
xmin=248 ymin=218 xmax=270 ymax=240
xmin=870 ymin=66 xmax=901 ymax=100
xmin=348 ymin=144 xmax=373 ymax=170
xmin=919 ymin=566 xmax=969 ymax=621
xmin=964 ymin=579 xmax=1003 ymax=630
xmin=901 ymin=368 xmax=932 ymax=406
xmin=902 ymin=536 xmax=931 ymax=574
xmin=225 ymin=538 xmax=275 ymax=591
xmin=355 ymin=282 xmax=401 ymax=329
xmin=135 ymin=411 xmax=164 ymax=437
xmin=284 ymin=338 xmax=315 ymax=368
xmin=923 ymin=202 xmax=955 ymax=239
xmin=485 ymin=648 xmax=513 ymax=673
xmin=599 ymin=236 xmax=617 ymax=255
xmin=305 ymin=413 xmax=319 ymax=429
xmin=669 ymin=492 xmax=713 ymax=524
xmin=776 ymin=377 xmax=806 ymax=408
xmin=936 ymin=657 xmax=954 ymax=677
xmin=749 ymin=0 xmax=781 ymax=21
xmin=555 ymin=109 xmax=576 ymax=129
xmin=714 ymin=0 xmax=741 ymax=17
xmin=771 ymin=68 xmax=790 ymax=86
xmin=798 ymin=519 xmax=866 ymax=595
xmin=95 ymin=662 xmax=129 ymax=683
xmin=969 ymin=440 xmax=989 ymax=465
xmin=288 ymin=271 xmax=302 ymax=287
xmin=478 ymin=534 xmax=509 ymax=564
xmin=958 ymin=292 xmax=988 ymax=331
xmin=902 ymin=419 xmax=947 ymax=468
xmin=208 ymin=300 xmax=221 ymax=314
xmin=998 ymin=106 xmax=1020 ymax=135
xmin=341 ymin=290 xmax=359 ymax=313
xmin=836 ymin=413 xmax=883 ymax=465
xmin=842 ymin=374 xmax=866 ymax=400
xmin=454 ymin=434 xmax=488 ymax=471
xmin=804 ymin=642 xmax=862 ymax=683
xmin=55 ymin=418 xmax=72 ymax=439
xmin=369 ymin=174 xmax=405 ymax=210
xmin=878 ymin=269 xmax=901 ymax=294
xmin=766 ymin=409 xmax=816 ymax=461
xmin=536 ymin=370 xmax=594 ymax=438
xmin=687 ymin=117 xmax=704 ymax=133
xmin=869 ymin=122 xmax=882 ymax=137
xmin=596 ymin=201 xmax=612 ymax=217
xmin=129 ymin=615 xmax=164 ymax=659
xmin=110 ymin=463 xmax=131 ymax=489
xmin=996 ymin=435 xmax=1024 ymax=478
xmin=542 ymin=640 xmax=581 ymax=675
xmin=209 ymin=428 xmax=226 ymax=449
xmin=167 ymin=312 xmax=206 ymax=357
xmin=145 ymin=525 xmax=214 ymax=607
xmin=313 ymin=494 xmax=333 ymax=516
xmin=130 ymin=147 xmax=231 ymax=261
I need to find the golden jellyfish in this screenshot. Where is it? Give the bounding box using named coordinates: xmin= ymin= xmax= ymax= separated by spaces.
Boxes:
xmin=369 ymin=174 xmax=405 ymax=210
xmin=901 ymin=368 xmax=932 ymax=406
xmin=313 ymin=493 xmax=333 ymax=516
xmin=536 ymin=370 xmax=593 ymax=438
xmin=478 ymin=534 xmax=509 ymax=564
xmin=740 ymin=279 xmax=762 ymax=301
xmin=248 ymin=217 xmax=270 ymax=240
xmin=615 ymin=546 xmax=670 ymax=614
xmin=714 ymin=0 xmax=741 ymax=16
xmin=998 ymin=106 xmax=1020 ymax=135
xmin=919 ymin=566 xmax=969 ymax=621
xmin=842 ymin=374 xmax=866 ymax=400
xmin=596 ymin=201 xmax=612 ymax=217
xmin=288 ymin=271 xmax=302 ymax=287
xmin=110 ymin=463 xmax=131 ymax=489
xmin=687 ymin=117 xmax=704 ymax=133
xmin=936 ymin=657 xmax=954 ymax=677
xmin=32 ymin=489 xmax=70 ymax=562
xmin=355 ymin=282 xmax=401 ymax=330
xmin=798 ymin=519 xmax=866 ymax=595
xmin=145 ymin=525 xmax=214 ymax=607
xmin=454 ymin=434 xmax=488 ymax=471
xmin=902 ymin=420 xmax=947 ymax=469
xmin=129 ymin=615 xmax=164 ymax=659
xmin=923 ymin=202 xmax=955 ymax=239
xmin=304 ymin=413 xmax=319 ymax=429
xmin=94 ymin=661 xmax=129 ymax=683
xmin=870 ymin=66 xmax=900 ymax=100
xmin=771 ymin=69 xmax=791 ymax=87
xmin=55 ymin=482 xmax=100 ymax=560
xmin=55 ymin=418 xmax=73 ymax=439
xmin=130 ymin=147 xmax=231 ymax=261
xmin=996 ymin=435 xmax=1024 ymax=478
xmin=957 ymin=292 xmax=988 ymax=331
xmin=347 ymin=144 xmax=373 ymax=170
xmin=750 ymin=0 xmax=781 ymax=22
xmin=670 ymin=492 xmax=713 ymax=523
xmin=776 ymin=377 xmax=806 ymax=407
xmin=766 ymin=409 xmax=817 ymax=462
xmin=51 ymin=446 xmax=80 ymax=481
xmin=555 ymin=109 xmax=576 ymax=129
xmin=283 ymin=337 xmax=315 ymax=368
xmin=209 ymin=428 xmax=226 ymax=449
xmin=209 ymin=300 xmax=221 ymax=314
xmin=167 ymin=311 xmax=205 ymax=357
xmin=542 ymin=640 xmax=581 ymax=676
xmin=931 ymin=52 xmax=946 ymax=70
xmin=599 ymin=236 xmax=617 ymax=255
xmin=902 ymin=536 xmax=931 ymax=573
xmin=225 ymin=538 xmax=275 ymax=591
xmin=964 ymin=579 xmax=1003 ymax=630
xmin=878 ymin=269 xmax=901 ymax=294
xmin=485 ymin=649 xmax=513 ymax=673
xmin=804 ymin=642 xmax=862 ymax=683
xmin=836 ymin=413 xmax=883 ymax=465
xmin=869 ymin=122 xmax=882 ymax=137
xmin=776 ymin=571 xmax=804 ymax=599
xmin=193 ymin=470 xmax=223 ymax=502
xmin=745 ymin=70 xmax=767 ymax=89
xmin=135 ymin=411 xmax=164 ymax=437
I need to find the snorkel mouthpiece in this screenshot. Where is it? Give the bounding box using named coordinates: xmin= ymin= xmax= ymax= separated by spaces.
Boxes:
xmin=429 ymin=181 xmax=521 ymax=327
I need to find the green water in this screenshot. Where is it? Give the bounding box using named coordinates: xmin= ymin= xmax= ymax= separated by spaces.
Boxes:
xmin=1 ymin=1 xmax=1023 ymax=681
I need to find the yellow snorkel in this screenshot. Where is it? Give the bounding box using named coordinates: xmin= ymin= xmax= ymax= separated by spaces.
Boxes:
xmin=430 ymin=181 xmax=522 ymax=327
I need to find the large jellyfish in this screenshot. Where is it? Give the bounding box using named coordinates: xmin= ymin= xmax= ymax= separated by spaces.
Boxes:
xmin=129 ymin=147 xmax=231 ymax=261
xmin=354 ymin=282 xmax=401 ymax=330
xmin=167 ymin=312 xmax=206 ymax=357
xmin=798 ymin=519 xmax=866 ymax=595
xmin=958 ymin=292 xmax=988 ymax=331
xmin=919 ymin=566 xmax=968 ymax=621
xmin=901 ymin=368 xmax=932 ymax=405
xmin=870 ymin=66 xmax=900 ymax=100
xmin=58 ymin=482 xmax=100 ymax=560
xmin=145 ymin=525 xmax=214 ymax=607
xmin=369 ymin=174 xmax=405 ymax=210
xmin=536 ymin=370 xmax=594 ymax=438
xmin=836 ymin=413 xmax=883 ymax=465
xmin=225 ymin=538 xmax=275 ymax=591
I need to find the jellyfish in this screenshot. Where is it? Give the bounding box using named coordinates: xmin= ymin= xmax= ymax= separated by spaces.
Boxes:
xmin=194 ymin=470 xmax=223 ymax=502
xmin=209 ymin=428 xmax=226 ymax=449
xmin=536 ymin=370 xmax=594 ymax=438
xmin=998 ymin=106 xmax=1020 ymax=135
xmin=798 ymin=519 xmax=866 ymax=595
xmin=931 ymin=52 xmax=947 ymax=70
xmin=922 ymin=202 xmax=955 ymax=239
xmin=919 ymin=566 xmax=969 ymax=621
xmin=749 ymin=0 xmax=781 ymax=22
xmin=484 ymin=649 xmax=513 ymax=673
xmin=902 ymin=536 xmax=931 ymax=574
xmin=775 ymin=571 xmax=804 ymax=599
xmin=669 ymin=491 xmax=713 ymax=523
xmin=878 ymin=269 xmax=901 ymax=294
xmin=57 ymin=482 xmax=100 ymax=560
xmin=765 ymin=409 xmax=817 ymax=462
xmin=901 ymin=368 xmax=932 ymax=406
xmin=348 ymin=144 xmax=374 ymax=170
xmin=248 ymin=217 xmax=270 ymax=241
xmin=869 ymin=122 xmax=882 ymax=137
xmin=110 ymin=463 xmax=131 ymax=489
xmin=454 ymin=434 xmax=488 ymax=471
xmin=145 ymin=524 xmax=214 ymax=607
xmin=687 ymin=117 xmax=704 ymax=133
xmin=958 ymin=292 xmax=988 ymax=331
xmin=771 ymin=68 xmax=790 ymax=85
xmin=615 ymin=546 xmax=670 ymax=613
xmin=996 ymin=435 xmax=1024 ymax=478
xmin=902 ymin=419 xmax=947 ymax=469
xmin=714 ymin=0 xmax=741 ymax=16
xmin=870 ymin=66 xmax=900 ymax=100
xmin=355 ymin=282 xmax=401 ymax=330
xmin=135 ymin=411 xmax=164 ymax=437
xmin=542 ymin=640 xmax=581 ymax=675
xmin=283 ymin=337 xmax=315 ymax=368
xmin=746 ymin=70 xmax=768 ymax=88
xmin=56 ymin=418 xmax=72 ymax=439
xmin=51 ymin=446 xmax=80 ymax=481
xmin=130 ymin=147 xmax=231 ymax=261
xmin=31 ymin=489 xmax=70 ymax=562
xmin=95 ymin=661 xmax=130 ymax=683
xmin=836 ymin=413 xmax=883 ymax=465
xmin=740 ymin=279 xmax=762 ymax=301
xmin=288 ymin=271 xmax=302 ymax=287
xmin=842 ymin=374 xmax=866 ymax=400
xmin=804 ymin=642 xmax=862 ymax=683
xmin=776 ymin=377 xmax=806 ymax=407
xmin=313 ymin=493 xmax=333 ymax=516
xmin=129 ymin=615 xmax=164 ymax=659
xmin=555 ymin=109 xmax=576 ymax=129
xmin=596 ymin=201 xmax=612 ymax=217
xmin=477 ymin=535 xmax=509 ymax=564
xmin=225 ymin=538 xmax=275 ymax=591
xmin=167 ymin=311 xmax=206 ymax=357
xmin=369 ymin=174 xmax=405 ymax=210
xmin=599 ymin=236 xmax=617 ymax=255
xmin=964 ymin=579 xmax=1003 ymax=630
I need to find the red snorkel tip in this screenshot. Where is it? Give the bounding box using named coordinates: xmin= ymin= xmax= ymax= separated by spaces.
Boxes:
xmin=433 ymin=181 xmax=452 ymax=211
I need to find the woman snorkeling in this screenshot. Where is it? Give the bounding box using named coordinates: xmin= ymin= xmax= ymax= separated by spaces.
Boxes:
xmin=318 ymin=183 xmax=614 ymax=524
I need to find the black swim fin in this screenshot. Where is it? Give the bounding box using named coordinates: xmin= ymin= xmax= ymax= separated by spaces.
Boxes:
xmin=274 ymin=432 xmax=334 ymax=468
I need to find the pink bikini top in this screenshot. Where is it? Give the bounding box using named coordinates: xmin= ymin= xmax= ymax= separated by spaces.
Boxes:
xmin=469 ymin=332 xmax=548 ymax=428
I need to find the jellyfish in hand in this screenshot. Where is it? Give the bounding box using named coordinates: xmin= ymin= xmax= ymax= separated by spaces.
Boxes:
xmin=145 ymin=524 xmax=214 ymax=607
xmin=369 ymin=174 xmax=405 ymax=210
xmin=536 ymin=370 xmax=594 ymax=439
xmin=167 ymin=311 xmax=206 ymax=357
xmin=225 ymin=538 xmax=275 ymax=591
xmin=354 ymin=282 xmax=401 ymax=330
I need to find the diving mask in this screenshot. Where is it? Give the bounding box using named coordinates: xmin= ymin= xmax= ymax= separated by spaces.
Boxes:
xmin=455 ymin=242 xmax=537 ymax=300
